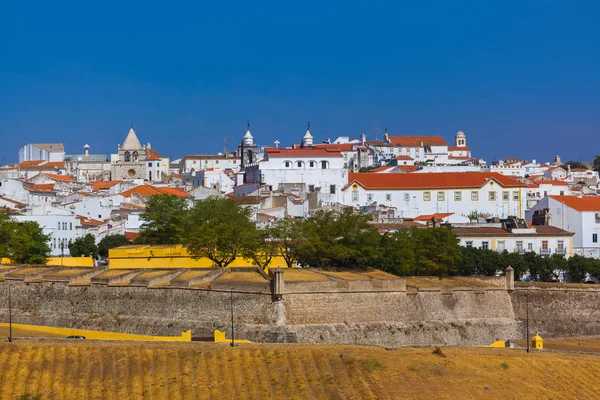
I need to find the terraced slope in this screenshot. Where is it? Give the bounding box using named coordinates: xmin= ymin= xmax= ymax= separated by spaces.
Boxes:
xmin=1 ymin=342 xmax=600 ymax=399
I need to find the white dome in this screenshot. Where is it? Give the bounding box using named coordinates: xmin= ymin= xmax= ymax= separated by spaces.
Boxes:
xmin=456 ymin=130 xmax=466 ymax=137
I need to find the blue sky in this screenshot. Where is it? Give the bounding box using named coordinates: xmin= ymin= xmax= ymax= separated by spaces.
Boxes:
xmin=0 ymin=0 xmax=598 ymax=164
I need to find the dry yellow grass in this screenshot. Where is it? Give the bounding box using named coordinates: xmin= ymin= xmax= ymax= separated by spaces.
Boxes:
xmin=281 ymin=269 xmax=329 ymax=282
xmin=5 ymin=267 xmax=50 ymax=277
xmin=218 ymin=272 xmax=267 ymax=282
xmin=94 ymin=269 xmax=135 ymax=278
xmin=43 ymin=268 xmax=90 ymax=278
xmin=0 ymin=342 xmax=599 ymax=399
xmin=133 ymin=270 xmax=172 ymax=280
xmin=171 ymin=270 xmax=210 ymax=281
xmin=359 ymin=270 xmax=400 ymax=280
xmin=319 ymin=271 xmax=369 ymax=281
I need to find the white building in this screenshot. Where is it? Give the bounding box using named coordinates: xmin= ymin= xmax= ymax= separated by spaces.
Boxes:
xmin=526 ymin=195 xmax=600 ymax=258
xmin=14 ymin=206 xmax=81 ymax=256
xmin=453 ymin=224 xmax=574 ymax=257
xmin=244 ymin=127 xmax=347 ymax=205
xmin=342 ymin=172 xmax=527 ymax=222
xmin=19 ymin=143 xmax=65 ymax=163
xmin=180 ymin=154 xmax=240 ymax=173
xmin=526 ymin=180 xmax=571 ymax=210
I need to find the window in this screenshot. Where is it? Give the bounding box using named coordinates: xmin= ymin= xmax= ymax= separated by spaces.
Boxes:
xmin=502 ymin=191 xmax=509 ymax=201
xmin=309 ymin=161 xmax=315 ymax=168
xmin=404 ymin=193 xmax=410 ymax=201
xmin=148 ymin=163 xmax=152 ymax=167
xmin=297 ymin=161 xmax=303 ymax=168
xmin=454 ymin=191 xmax=462 ymax=201
xmin=321 ymin=161 xmax=328 ymax=169
xmin=352 ymin=190 xmax=359 ymax=202
xmin=482 ymin=241 xmax=489 ymax=250
xmin=466 ymin=241 xmax=473 ymax=248
xmin=58 ymin=222 xmax=61 ymax=230
xmin=528 ymin=243 xmax=533 ymax=251
xmin=498 ymin=241 xmax=505 ymax=252
xmin=516 ymin=241 xmax=523 ymax=252
xmin=330 ymin=185 xmax=336 ymax=194
xmin=557 ymin=240 xmax=564 ymax=250
xmin=489 ymin=191 xmax=496 ymax=201
xmin=308 ymin=185 xmax=315 ymax=192
xmin=70 ymin=223 xmax=72 ymax=231
xmin=53 ymin=238 xmax=56 ymax=249
xmin=284 ymin=161 xmax=291 ymax=168
xmin=367 ymin=194 xmax=373 ymax=202
xmin=542 ymin=241 xmax=548 ymax=249
xmin=386 ymin=193 xmax=392 ymax=202
xmin=593 ymin=234 xmax=598 ymax=243
xmin=64 ymin=222 xmax=67 ymax=230
xmin=437 ymin=192 xmax=445 ymax=201
xmin=423 ymin=192 xmax=431 ymax=201
xmin=471 ymin=191 xmax=478 ymax=201
xmin=513 ymin=191 xmax=520 ymax=200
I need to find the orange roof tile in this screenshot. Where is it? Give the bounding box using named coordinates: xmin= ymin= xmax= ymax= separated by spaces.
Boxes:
xmin=19 ymin=160 xmax=46 ymax=166
xmin=25 ymin=184 xmax=56 ymax=193
xmin=387 ymin=135 xmax=448 ymax=147
xmin=91 ymin=181 xmax=122 ymax=191
xmin=395 ymin=155 xmax=414 ymax=160
xmin=124 ymin=231 xmax=139 ymax=241
xmin=44 ymin=173 xmax=74 ymax=182
xmin=314 ymin=143 xmax=359 ymax=151
xmin=264 ymin=147 xmax=343 ymax=158
xmin=414 ymin=213 xmax=454 ymax=221
xmin=76 ymin=215 xmax=104 ymax=227
xmin=549 ymin=195 xmax=600 ymax=212
xmin=0 ymin=196 xmax=27 ymax=208
xmin=347 ymin=172 xmax=526 ymax=190
xmin=448 ymin=146 xmax=470 ymax=152
xmin=120 ymin=185 xmax=192 ymax=198
xmin=147 ymin=148 xmax=162 ymax=161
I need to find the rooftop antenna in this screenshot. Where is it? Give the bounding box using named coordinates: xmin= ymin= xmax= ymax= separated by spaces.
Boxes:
xmin=224 ymin=136 xmax=228 ymax=155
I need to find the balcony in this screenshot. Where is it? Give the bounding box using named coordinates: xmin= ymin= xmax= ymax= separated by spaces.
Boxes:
xmin=555 ymin=248 xmax=566 ymax=255
xmin=540 ymin=248 xmax=551 ymax=255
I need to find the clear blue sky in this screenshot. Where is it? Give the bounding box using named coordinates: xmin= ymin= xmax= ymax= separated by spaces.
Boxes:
xmin=1 ymin=0 xmax=598 ymax=164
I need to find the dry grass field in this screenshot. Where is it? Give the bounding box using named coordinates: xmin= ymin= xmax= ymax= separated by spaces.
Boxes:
xmin=1 ymin=342 xmax=600 ymax=399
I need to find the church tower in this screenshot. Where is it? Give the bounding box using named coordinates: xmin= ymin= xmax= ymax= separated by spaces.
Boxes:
xmin=455 ymin=130 xmax=467 ymax=147
xmin=301 ymin=122 xmax=313 ymax=148
xmin=239 ymin=122 xmax=258 ymax=169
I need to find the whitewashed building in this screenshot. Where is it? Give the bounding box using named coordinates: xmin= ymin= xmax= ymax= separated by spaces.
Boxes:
xmin=527 ymin=195 xmax=600 ymax=258
xmin=342 ymin=172 xmax=527 ymax=222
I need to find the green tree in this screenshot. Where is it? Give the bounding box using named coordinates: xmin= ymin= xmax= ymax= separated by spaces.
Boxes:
xmin=139 ymin=194 xmax=190 ymax=244
xmin=0 ymin=209 xmax=14 ymax=259
xmin=297 ymin=208 xmax=380 ymax=268
xmin=97 ymin=234 xmax=132 ymax=257
xmin=10 ymin=221 xmax=51 ymax=264
xmin=563 ymin=161 xmax=588 ymax=170
xmin=68 ymin=234 xmax=98 ymax=258
xmin=411 ymin=227 xmax=461 ymax=276
xmin=242 ymin=226 xmax=280 ymax=270
xmin=187 ymin=196 xmax=255 ymax=268
xmin=593 ymin=155 xmax=600 ymax=173
xmin=270 ymin=218 xmax=305 ymax=268
xmin=566 ymin=254 xmax=589 ymax=283
xmin=377 ymin=229 xmax=415 ymax=276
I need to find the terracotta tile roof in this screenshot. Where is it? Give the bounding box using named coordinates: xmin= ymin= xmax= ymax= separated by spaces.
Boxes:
xmin=76 ymin=215 xmax=104 ymax=227
xmin=538 ymin=180 xmax=570 ymax=186
xmin=231 ymin=196 xmax=267 ymax=205
xmin=347 ymin=172 xmax=526 ymax=190
xmin=452 ymin=226 xmax=574 ymax=237
xmin=395 ymin=155 xmax=414 ymax=160
xmin=314 ymin=143 xmax=358 ymax=151
xmin=91 ymin=181 xmax=122 ymax=191
xmin=25 ymin=184 xmax=56 ymax=193
xmin=0 ymin=196 xmax=27 ymax=208
xmin=414 ymin=213 xmax=454 ymax=221
xmin=19 ymin=160 xmax=46 ymax=166
xmin=44 ymin=173 xmax=74 ymax=182
xmin=369 ymin=166 xmax=395 ymax=173
xmin=147 ymin=148 xmax=162 ymax=161
xmin=264 ymin=147 xmax=343 ymax=158
xmin=550 ymin=195 xmax=600 ymax=212
xmin=18 ymin=161 xmax=66 ymax=171
xmin=387 ymin=135 xmax=448 ymax=147
xmin=124 ymin=231 xmax=139 ymax=241
xmin=120 ymin=202 xmax=146 ymax=210
xmin=570 ymin=168 xmax=588 ymax=172
xmin=448 ymin=146 xmax=470 ymax=152
xmin=120 ymin=185 xmax=192 ymax=198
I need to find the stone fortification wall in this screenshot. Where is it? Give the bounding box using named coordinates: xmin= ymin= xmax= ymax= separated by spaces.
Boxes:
xmin=510 ymin=286 xmax=600 ymax=339
xmin=0 ymin=274 xmax=517 ymax=347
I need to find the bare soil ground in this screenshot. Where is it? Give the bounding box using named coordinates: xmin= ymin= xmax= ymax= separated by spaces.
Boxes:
xmin=1 ymin=341 xmax=600 ymax=399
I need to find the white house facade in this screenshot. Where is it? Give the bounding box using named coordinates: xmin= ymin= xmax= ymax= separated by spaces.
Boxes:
xmin=342 ymin=172 xmax=527 ymax=222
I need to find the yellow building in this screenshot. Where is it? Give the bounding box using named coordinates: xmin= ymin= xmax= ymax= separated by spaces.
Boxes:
xmin=108 ymin=244 xmax=291 ymax=270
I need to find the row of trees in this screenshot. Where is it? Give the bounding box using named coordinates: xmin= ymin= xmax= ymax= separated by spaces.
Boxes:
xmin=138 ymin=195 xmax=600 ymax=282
xmin=68 ymin=234 xmax=132 ymax=258
xmin=0 ymin=209 xmax=50 ymax=264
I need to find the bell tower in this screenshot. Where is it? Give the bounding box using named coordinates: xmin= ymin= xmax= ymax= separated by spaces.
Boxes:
xmin=455 ymin=130 xmax=467 ymax=147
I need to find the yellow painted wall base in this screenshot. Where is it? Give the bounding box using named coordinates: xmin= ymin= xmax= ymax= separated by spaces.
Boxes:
xmin=47 ymin=257 xmax=94 ymax=267
xmin=213 ymin=329 xmax=251 ymax=344
xmin=109 ymin=244 xmax=291 ymax=271
xmin=0 ymin=323 xmax=191 ymax=342
xmin=489 ymin=341 xmax=506 ymax=348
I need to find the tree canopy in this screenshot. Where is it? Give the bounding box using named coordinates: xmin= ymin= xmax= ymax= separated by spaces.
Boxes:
xmin=98 ymin=234 xmax=132 ymax=257
xmin=69 ymin=234 xmax=98 ymax=258
xmin=0 ymin=210 xmax=51 ymax=264
xmin=139 ymin=194 xmax=190 ymax=244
